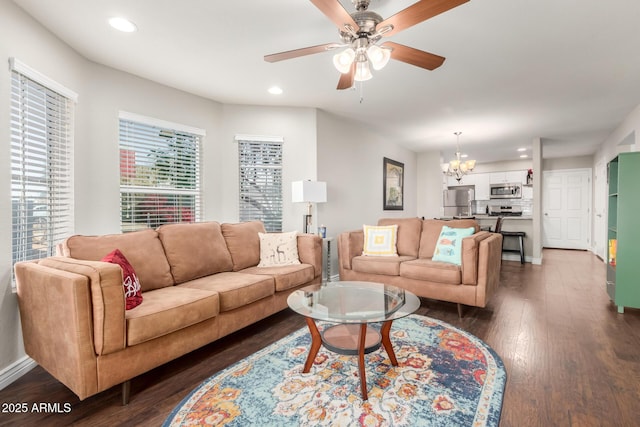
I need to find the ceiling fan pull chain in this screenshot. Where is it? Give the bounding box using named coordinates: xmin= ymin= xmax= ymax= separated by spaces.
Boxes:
xmin=359 ymin=81 xmax=365 ymax=104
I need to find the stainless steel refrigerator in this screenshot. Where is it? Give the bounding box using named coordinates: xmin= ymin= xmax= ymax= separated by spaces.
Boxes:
xmin=443 ymin=186 xmax=475 ymax=217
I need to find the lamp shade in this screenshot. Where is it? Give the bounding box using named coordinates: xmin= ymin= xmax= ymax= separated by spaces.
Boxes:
xmin=292 ymin=181 xmax=327 ymax=203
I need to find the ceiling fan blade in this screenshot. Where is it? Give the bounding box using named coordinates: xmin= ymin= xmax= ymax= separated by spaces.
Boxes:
xmin=382 ymin=42 xmax=445 ymax=70
xmin=309 ymin=0 xmax=360 ymax=32
xmin=336 ymin=63 xmax=355 ymax=90
xmin=378 ymin=0 xmax=469 ymax=37
xmin=264 ymin=43 xmax=342 ymax=63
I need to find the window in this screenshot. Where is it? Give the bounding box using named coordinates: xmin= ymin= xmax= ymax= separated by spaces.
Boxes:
xmin=10 ymin=59 xmax=76 ymax=269
xmin=237 ymin=136 xmax=283 ymax=232
xmin=119 ymin=113 xmax=204 ymax=232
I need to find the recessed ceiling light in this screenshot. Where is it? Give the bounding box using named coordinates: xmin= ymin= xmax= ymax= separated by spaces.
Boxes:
xmin=520 ymin=154 xmax=528 ymax=158
xmin=108 ymin=17 xmax=137 ymax=33
xmin=268 ymin=86 xmax=283 ymax=95
xmin=460 ymin=154 xmax=468 ymax=158
xmin=517 ymin=147 xmax=527 ymax=152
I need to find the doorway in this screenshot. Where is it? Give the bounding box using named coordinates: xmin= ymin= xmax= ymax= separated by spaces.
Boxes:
xmin=593 ymin=160 xmax=607 ymax=260
xmin=542 ymin=169 xmax=592 ymax=250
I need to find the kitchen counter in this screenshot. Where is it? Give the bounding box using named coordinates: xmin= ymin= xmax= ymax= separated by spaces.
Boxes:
xmin=473 ymin=214 xmax=532 ymax=220
xmin=474 ymin=215 xmax=533 ymax=263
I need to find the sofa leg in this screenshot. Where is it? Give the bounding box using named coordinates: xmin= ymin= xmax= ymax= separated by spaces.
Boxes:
xmin=122 ymin=380 xmax=131 ymax=406
xmin=457 ymin=303 xmax=465 ymax=318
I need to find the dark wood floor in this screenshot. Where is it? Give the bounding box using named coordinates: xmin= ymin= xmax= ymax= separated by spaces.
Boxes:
xmin=1 ymin=249 xmax=639 ymax=426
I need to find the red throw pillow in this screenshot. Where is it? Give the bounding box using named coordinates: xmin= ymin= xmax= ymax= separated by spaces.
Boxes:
xmin=101 ymin=249 xmax=143 ymax=310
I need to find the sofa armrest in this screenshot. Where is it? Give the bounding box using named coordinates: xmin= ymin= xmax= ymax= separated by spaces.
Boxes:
xmin=14 ymin=261 xmax=105 ymax=400
xmin=460 ymin=231 xmax=492 ymax=285
xmin=35 ymin=257 xmax=126 ymax=355
xmin=475 ymin=233 xmax=503 ymax=307
xmin=297 ymin=234 xmax=323 ymax=279
xmin=338 ymin=230 xmax=364 ymax=271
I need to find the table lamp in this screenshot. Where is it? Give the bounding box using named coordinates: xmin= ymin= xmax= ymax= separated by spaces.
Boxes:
xmin=292 ymin=180 xmax=327 ymax=234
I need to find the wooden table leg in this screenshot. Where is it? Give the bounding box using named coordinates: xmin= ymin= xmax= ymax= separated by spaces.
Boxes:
xmin=380 ymin=320 xmax=398 ymax=366
xmin=303 ymin=317 xmax=322 ymax=373
xmin=358 ymin=323 xmax=368 ymax=400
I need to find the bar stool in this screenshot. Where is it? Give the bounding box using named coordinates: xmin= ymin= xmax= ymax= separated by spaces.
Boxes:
xmin=495 ymin=217 xmax=525 ymax=264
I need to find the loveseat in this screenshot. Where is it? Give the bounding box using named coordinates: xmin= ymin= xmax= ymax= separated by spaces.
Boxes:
xmin=14 ymin=221 xmax=322 ymax=404
xmin=338 ymin=218 xmax=502 ymax=315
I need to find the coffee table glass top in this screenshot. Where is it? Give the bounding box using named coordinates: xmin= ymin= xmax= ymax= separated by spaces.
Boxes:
xmin=287 ymin=281 xmax=420 ymax=324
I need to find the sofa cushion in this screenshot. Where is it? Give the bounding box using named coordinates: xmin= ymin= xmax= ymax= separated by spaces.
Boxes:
xmin=418 ymin=219 xmax=480 ymax=259
xmin=222 ymin=221 xmax=266 ymax=271
xmin=399 ymin=258 xmax=461 ymax=285
xmin=432 ymin=226 xmax=476 ymax=265
xmin=125 ymin=286 xmax=219 ymax=346
xmin=257 ymin=231 xmax=301 ymax=267
xmin=241 ymin=264 xmax=314 ymax=292
xmin=362 ymin=224 xmax=398 ymax=256
xmin=377 ymin=217 xmax=423 ymax=257
xmin=101 ymin=249 xmax=143 ymax=310
xmin=177 ymin=272 xmax=274 ymax=312
xmin=351 ymin=255 xmax=416 ymax=276
xmin=61 ymin=229 xmax=174 ymax=291
xmin=157 ymin=222 xmax=234 ymax=283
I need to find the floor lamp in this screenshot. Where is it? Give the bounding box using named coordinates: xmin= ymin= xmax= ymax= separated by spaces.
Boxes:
xmin=292 ymin=180 xmax=327 ymax=234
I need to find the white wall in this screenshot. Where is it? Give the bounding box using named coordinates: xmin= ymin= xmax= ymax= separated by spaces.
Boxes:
xmin=77 ymin=64 xmax=224 ymax=235
xmin=316 ymin=110 xmax=417 ymax=276
xmin=543 ymin=155 xmax=594 ymax=171
xmin=0 ymin=0 xmax=89 ymax=381
xmin=595 ymin=103 xmax=640 ymax=163
xmin=220 ymin=105 xmax=318 ymax=232
xmin=417 ymin=151 xmax=444 ymax=219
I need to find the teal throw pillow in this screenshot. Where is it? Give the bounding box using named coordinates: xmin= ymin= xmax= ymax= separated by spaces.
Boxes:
xmin=432 ymin=226 xmax=476 ymax=265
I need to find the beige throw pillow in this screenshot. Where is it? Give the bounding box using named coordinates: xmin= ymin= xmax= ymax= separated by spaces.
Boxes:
xmin=257 ymin=231 xmax=301 ymax=267
xmin=362 ymin=224 xmax=399 ymax=256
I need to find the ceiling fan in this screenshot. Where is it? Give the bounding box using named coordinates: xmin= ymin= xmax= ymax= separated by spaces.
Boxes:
xmin=264 ymin=0 xmax=470 ymax=90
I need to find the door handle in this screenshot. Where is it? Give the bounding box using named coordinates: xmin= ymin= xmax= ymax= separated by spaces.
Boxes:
xmin=596 ymin=214 xmax=602 ymax=217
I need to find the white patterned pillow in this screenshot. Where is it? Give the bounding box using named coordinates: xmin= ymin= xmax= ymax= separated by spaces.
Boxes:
xmin=257 ymin=231 xmax=301 ymax=267
xmin=362 ymin=224 xmax=398 ymax=257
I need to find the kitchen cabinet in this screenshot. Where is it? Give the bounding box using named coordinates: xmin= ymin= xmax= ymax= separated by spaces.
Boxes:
xmin=490 ymin=170 xmax=527 ymax=184
xmin=474 ymin=173 xmax=491 ymax=200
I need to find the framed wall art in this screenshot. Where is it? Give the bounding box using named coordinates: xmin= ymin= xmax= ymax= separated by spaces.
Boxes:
xmin=383 ymin=157 xmax=404 ymax=210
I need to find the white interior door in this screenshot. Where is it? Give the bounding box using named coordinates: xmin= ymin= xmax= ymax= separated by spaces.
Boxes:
xmin=593 ymin=160 xmax=607 ymax=259
xmin=543 ymin=169 xmax=591 ymax=249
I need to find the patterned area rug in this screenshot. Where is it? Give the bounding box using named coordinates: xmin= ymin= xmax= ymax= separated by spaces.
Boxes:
xmin=163 ymin=314 xmax=506 ymax=426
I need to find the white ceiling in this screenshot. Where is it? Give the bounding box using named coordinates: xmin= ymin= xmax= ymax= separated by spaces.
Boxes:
xmin=12 ymin=0 xmax=640 ymax=163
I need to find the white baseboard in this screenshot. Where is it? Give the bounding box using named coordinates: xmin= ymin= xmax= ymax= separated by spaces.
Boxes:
xmin=0 ymin=356 xmax=36 ymax=391
xmin=501 ymin=254 xmax=542 ymax=264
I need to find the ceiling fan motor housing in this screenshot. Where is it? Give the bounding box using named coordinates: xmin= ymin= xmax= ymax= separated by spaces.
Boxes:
xmin=352 ymin=0 xmax=371 ymax=11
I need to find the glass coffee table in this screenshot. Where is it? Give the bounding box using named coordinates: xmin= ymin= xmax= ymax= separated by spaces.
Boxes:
xmin=287 ymin=281 xmax=420 ymax=400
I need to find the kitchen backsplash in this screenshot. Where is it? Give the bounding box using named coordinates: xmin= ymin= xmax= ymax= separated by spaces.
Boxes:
xmin=473 ymin=198 xmax=533 ymax=216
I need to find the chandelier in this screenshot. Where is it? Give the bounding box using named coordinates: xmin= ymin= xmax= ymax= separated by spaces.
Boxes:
xmin=441 ymin=132 xmax=476 ymax=182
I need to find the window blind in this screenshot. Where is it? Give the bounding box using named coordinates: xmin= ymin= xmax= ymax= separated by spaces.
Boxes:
xmin=238 ymin=140 xmax=283 ymax=232
xmin=10 ymin=70 xmax=74 ymax=266
xmin=119 ymin=118 xmax=201 ymax=232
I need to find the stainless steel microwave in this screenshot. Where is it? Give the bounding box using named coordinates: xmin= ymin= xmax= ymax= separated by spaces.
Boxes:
xmin=489 ymin=183 xmax=522 ymax=199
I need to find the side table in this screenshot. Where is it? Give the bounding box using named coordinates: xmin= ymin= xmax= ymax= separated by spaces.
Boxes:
xmin=323 ymin=237 xmax=333 ymax=282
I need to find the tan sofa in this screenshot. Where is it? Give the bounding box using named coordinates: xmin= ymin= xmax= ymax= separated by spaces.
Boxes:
xmin=14 ymin=221 xmax=322 ymax=403
xmin=338 ymin=218 xmax=502 ymax=315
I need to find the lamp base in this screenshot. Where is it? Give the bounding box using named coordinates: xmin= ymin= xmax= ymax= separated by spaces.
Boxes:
xmin=303 ymin=214 xmax=312 ymax=234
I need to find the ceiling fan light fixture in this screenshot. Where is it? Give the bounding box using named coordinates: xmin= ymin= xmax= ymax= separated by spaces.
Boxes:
xmin=367 ymin=44 xmax=391 ymax=70
xmin=354 ymin=59 xmax=373 ymax=82
xmin=333 ymin=48 xmax=356 ymax=74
